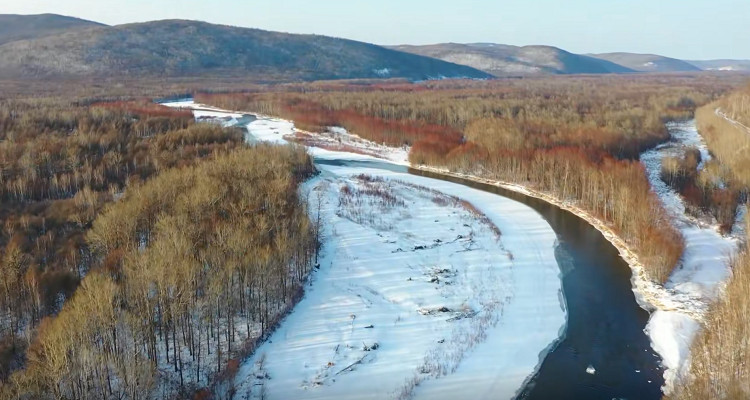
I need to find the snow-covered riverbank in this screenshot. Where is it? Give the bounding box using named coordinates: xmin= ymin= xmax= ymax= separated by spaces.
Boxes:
xmin=163 ymin=101 xmax=566 ymax=399
xmin=312 ymin=116 xmax=744 ymax=394
xmin=415 ymin=121 xmax=743 ymax=394
xmin=233 ymin=166 xmax=564 ymax=400
xmin=639 ymin=120 xmax=740 ymax=393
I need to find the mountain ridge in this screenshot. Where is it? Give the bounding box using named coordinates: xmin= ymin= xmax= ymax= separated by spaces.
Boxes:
xmin=390 ymin=43 xmax=749 ymax=76
xmin=0 ymin=14 xmax=105 ymax=46
xmin=0 ymin=17 xmax=491 ymax=81
xmin=390 ymin=43 xmax=635 ymax=76
xmin=686 ymin=59 xmax=750 ymax=72
xmin=587 ymin=52 xmax=701 ymax=73
xmin=0 ymin=14 xmax=747 ymax=80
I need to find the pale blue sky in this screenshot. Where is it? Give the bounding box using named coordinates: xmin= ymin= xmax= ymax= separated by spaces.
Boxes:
xmin=4 ymin=0 xmax=749 ymax=59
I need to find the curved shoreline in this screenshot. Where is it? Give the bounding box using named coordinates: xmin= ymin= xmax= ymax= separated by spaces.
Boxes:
xmin=410 ymin=163 xmax=663 ymax=399
xmin=163 ymin=99 xmax=678 ymax=314
xmin=164 ymin=99 xmax=666 ymax=396
xmin=410 ymin=165 xmax=699 ymax=396
xmin=411 ymin=165 xmax=673 ymax=314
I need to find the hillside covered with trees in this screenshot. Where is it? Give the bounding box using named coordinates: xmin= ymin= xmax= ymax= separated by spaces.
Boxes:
xmin=0 ymin=17 xmax=490 ymax=81
xmin=0 ymin=14 xmax=104 ymax=46
xmin=0 ymin=98 xmax=317 ymax=398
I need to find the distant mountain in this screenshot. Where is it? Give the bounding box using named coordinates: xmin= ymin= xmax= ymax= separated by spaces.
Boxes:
xmin=390 ymin=43 xmax=634 ymax=76
xmin=588 ymin=52 xmax=701 ymax=73
xmin=0 ymin=14 xmax=105 ymax=46
xmin=686 ymin=59 xmax=750 ymax=72
xmin=0 ymin=18 xmax=491 ymax=81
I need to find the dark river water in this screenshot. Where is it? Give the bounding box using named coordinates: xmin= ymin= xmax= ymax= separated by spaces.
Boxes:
xmin=167 ymin=98 xmax=665 ymax=399
xmin=317 ymin=158 xmax=664 ymax=400
xmin=409 ymin=168 xmax=663 ymax=400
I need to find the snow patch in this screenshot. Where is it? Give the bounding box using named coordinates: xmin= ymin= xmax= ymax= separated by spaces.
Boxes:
xmin=707 ymin=66 xmax=736 ymax=71
xmin=373 ymin=67 xmax=392 ymax=77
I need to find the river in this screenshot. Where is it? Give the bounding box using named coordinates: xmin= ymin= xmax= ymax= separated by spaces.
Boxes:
xmin=408 ymin=168 xmax=663 ymax=399
xmin=321 ymin=158 xmax=664 ymax=399
xmin=164 ymin=100 xmax=665 ymax=399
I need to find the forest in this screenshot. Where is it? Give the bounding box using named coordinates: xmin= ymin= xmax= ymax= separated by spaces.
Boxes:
xmin=0 ymin=74 xmax=746 ymax=399
xmin=0 ymin=97 xmax=317 ymax=398
xmin=196 ymin=75 xmax=734 ymax=282
xmin=670 ymin=84 xmax=750 ymax=399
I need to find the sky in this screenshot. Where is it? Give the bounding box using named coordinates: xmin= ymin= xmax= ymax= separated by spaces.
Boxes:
xmin=3 ymin=0 xmax=749 ymax=60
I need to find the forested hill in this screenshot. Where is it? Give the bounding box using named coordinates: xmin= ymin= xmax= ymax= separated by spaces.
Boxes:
xmin=391 ymin=43 xmax=750 ymax=76
xmin=588 ymin=52 xmax=702 ymax=73
xmin=391 ymin=43 xmax=635 ymax=76
xmin=0 ymin=14 xmax=105 ymax=46
xmin=0 ymin=18 xmax=491 ymax=81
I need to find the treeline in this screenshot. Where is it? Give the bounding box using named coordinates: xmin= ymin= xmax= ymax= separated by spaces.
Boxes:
xmin=446 ymin=142 xmax=683 ymax=281
xmin=197 ymin=77 xmax=714 ymax=163
xmin=671 ymin=84 xmax=750 ymax=399
xmin=697 ymin=95 xmax=750 ymax=189
xmin=661 ymin=147 xmax=739 ymax=232
xmin=0 ymin=99 xmax=244 ymax=384
xmin=4 ymin=144 xmax=316 ymax=399
xmin=665 ymin=84 xmax=750 ymax=233
xmin=195 ymin=95 xmax=465 ymax=159
xmin=716 ymin=84 xmax=750 ymax=128
xmin=198 ymin=76 xmax=724 ymax=282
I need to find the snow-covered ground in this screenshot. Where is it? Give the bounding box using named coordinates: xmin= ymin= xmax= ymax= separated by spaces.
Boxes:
xmin=233 ymin=169 xmax=564 ymax=400
xmin=639 ymin=120 xmax=741 ymax=393
xmin=162 ymin=101 xmax=566 ymax=399
xmin=163 ymin=100 xmax=407 ymax=161
xmin=289 ymin=126 xmax=410 ymax=165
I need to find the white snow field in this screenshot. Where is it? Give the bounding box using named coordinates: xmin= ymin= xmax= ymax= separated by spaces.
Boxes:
xmin=639 ymin=120 xmax=741 ymax=393
xmin=162 ymin=100 xmax=566 ymax=399
xmin=233 ymin=167 xmax=564 ymax=400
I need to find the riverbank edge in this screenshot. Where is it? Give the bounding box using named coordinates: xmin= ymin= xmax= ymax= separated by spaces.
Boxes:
xmin=411 ymin=165 xmax=670 ymax=313
xmin=165 ymin=99 xmax=671 ymax=394
xmin=411 ymin=165 xmax=679 ymax=391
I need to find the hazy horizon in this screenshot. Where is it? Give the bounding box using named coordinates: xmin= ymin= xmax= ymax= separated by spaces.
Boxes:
xmin=3 ymin=0 xmax=749 ymax=60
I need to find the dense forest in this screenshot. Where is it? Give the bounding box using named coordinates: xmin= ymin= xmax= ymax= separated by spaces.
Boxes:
xmin=197 ymin=75 xmax=731 ymax=282
xmin=0 ymin=99 xmax=219 ymax=380
xmin=670 ymin=85 xmax=750 ymax=399
xmin=0 ymin=98 xmax=317 ymax=398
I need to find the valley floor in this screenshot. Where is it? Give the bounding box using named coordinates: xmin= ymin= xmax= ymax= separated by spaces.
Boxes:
xmin=164 ymin=100 xmax=747 ymax=398
xmin=233 ymin=164 xmax=564 ymax=400
xmin=163 ymin=101 xmax=566 ymax=399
